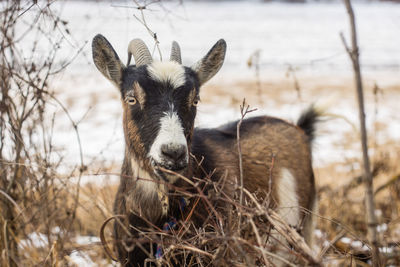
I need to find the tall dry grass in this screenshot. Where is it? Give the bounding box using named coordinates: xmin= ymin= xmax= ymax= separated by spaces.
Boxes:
xmin=0 ymin=1 xmax=105 ymax=266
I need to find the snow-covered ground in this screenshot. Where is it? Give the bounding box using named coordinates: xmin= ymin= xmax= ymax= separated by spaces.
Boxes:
xmin=19 ymin=228 xmax=105 ymax=266
xmin=18 ymin=0 xmax=399 ymax=182
xmin=49 ymin=0 xmax=400 ymax=78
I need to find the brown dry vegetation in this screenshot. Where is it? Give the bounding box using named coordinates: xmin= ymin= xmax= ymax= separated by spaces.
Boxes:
xmin=1 ymin=1 xmax=399 ymax=266
xmin=65 ymin=79 xmax=400 ymax=266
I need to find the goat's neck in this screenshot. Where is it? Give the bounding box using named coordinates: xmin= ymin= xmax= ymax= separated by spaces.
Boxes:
xmin=125 ymin=153 xmax=169 ymax=221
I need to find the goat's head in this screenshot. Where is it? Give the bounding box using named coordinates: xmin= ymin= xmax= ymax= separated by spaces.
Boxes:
xmin=92 ymin=35 xmax=226 ymax=183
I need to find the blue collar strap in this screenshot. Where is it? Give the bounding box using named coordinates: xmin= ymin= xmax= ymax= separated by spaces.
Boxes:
xmin=155 ymin=197 xmax=188 ymax=259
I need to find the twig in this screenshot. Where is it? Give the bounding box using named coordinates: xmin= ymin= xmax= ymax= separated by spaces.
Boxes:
xmin=168 ymin=244 xmax=214 ymax=258
xmin=232 ymin=234 xmax=297 ymax=266
xmin=321 ymin=161 xmax=386 ymax=195
xmin=132 ymin=0 xmax=162 ymax=60
xmin=157 ymin=166 xmax=196 ymax=187
xmin=318 ymin=229 xmax=347 ymax=258
xmin=3 ymin=220 xmax=10 ymax=267
xmin=16 ymin=2 xmax=36 ymax=19
xmin=285 ymin=64 xmax=301 ymax=100
xmin=341 ymin=0 xmax=381 ymax=265
xmin=242 ymin=188 xmax=322 ymax=266
xmin=374 ymin=173 xmax=400 ymax=195
xmin=267 ymin=210 xmax=322 ymax=266
xmin=267 ymin=153 xmax=276 ymax=201
xmin=248 ymin=216 xmax=270 ymax=265
xmin=100 ymin=215 xmax=125 ymax=261
xmin=43 ymin=241 xmax=57 ymax=264
xmin=0 ymin=189 xmax=27 ymax=223
xmin=236 ymin=99 xmax=257 ymax=230
xmin=247 ymin=50 xmax=262 ymax=99
xmin=232 ymin=237 xmax=255 ymax=267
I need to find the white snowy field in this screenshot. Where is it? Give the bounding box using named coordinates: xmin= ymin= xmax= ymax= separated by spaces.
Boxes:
xmin=47 ymin=0 xmax=400 ymax=77
xmin=17 ymin=0 xmax=399 ymax=183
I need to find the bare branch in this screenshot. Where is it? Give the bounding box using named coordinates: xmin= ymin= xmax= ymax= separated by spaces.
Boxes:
xmin=341 ymin=0 xmax=381 ymax=265
xmin=236 ymin=99 xmax=257 ymax=229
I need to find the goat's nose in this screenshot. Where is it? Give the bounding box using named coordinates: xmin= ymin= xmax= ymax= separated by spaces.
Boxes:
xmin=161 ymin=144 xmax=186 ymax=162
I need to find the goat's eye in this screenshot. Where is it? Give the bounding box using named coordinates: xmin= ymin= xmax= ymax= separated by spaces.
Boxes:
xmin=125 ymin=96 xmax=137 ymax=105
xmin=192 ymin=97 xmax=200 ymax=107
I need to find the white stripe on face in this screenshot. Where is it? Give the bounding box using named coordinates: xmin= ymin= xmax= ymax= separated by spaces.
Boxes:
xmin=148 ymin=109 xmax=188 ymax=164
xmin=147 ymin=61 xmax=186 ymax=89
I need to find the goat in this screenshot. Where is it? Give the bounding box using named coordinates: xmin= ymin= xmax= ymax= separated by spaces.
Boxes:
xmin=92 ymin=34 xmax=318 ymax=266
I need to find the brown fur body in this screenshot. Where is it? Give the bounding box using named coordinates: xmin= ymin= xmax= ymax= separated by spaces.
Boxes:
xmin=191 ymin=115 xmax=315 ymax=212
xmin=91 ymin=34 xmax=317 ymax=266
xmin=114 ymin=115 xmax=316 ymax=266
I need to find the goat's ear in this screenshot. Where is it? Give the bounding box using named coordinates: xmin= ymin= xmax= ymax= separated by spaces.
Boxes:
xmin=192 ymin=39 xmax=226 ymax=86
xmin=92 ymin=34 xmax=125 ymax=87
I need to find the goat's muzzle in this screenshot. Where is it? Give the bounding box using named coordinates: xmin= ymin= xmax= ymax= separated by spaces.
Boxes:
xmin=159 ymin=143 xmax=188 ymax=172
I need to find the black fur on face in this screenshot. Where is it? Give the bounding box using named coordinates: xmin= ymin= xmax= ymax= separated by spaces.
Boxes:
xmin=92 ymin=35 xmax=226 ymax=182
xmin=120 ymin=63 xmax=200 ymax=179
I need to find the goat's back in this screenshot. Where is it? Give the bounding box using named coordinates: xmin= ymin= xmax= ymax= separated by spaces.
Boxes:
xmin=191 ymin=115 xmax=315 ymax=218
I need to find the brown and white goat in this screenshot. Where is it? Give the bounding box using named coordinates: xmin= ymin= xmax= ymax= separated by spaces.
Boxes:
xmin=92 ymin=34 xmax=318 ymax=266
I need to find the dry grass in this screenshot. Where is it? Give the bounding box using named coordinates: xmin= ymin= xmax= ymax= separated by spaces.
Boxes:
xmin=55 ymin=78 xmax=399 ymax=266
xmin=2 ymin=72 xmax=398 ymax=265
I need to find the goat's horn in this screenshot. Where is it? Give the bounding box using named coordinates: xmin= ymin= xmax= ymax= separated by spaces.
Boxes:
xmin=170 ymin=41 xmax=182 ymax=64
xmin=127 ymin=39 xmax=152 ymax=66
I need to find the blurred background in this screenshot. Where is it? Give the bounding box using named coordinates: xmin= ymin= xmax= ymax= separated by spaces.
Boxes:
xmin=1 ymin=0 xmax=399 ymax=266
xmin=45 ymin=0 xmax=400 ymax=167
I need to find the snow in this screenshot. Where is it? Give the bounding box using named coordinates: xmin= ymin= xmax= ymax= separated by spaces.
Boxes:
xmin=377 ymin=223 xmax=388 ymax=233
xmin=375 ymin=209 xmax=383 ymax=218
xmin=351 ymin=240 xmax=363 ymax=248
xmin=340 ymin=237 xmax=352 ymax=244
xmin=314 ymin=229 xmax=324 ymax=238
xmin=19 ymin=232 xmax=49 ymax=248
xmin=74 ymin=235 xmax=100 ymax=245
xmin=379 ymin=246 xmax=394 ymax=253
xmin=20 ymin=229 xmax=100 ymax=249
xmin=19 ymin=227 xmax=65 ymax=249
xmin=47 ymin=0 xmax=400 ymax=79
xmin=69 ymin=250 xmax=96 ymax=266
xmin=13 ymin=1 xmax=400 ymax=182
xmin=19 ymin=228 xmax=104 ymax=266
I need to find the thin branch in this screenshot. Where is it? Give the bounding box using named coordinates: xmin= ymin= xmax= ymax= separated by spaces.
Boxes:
xmin=0 ymin=189 xmax=27 ymax=223
xmin=318 ymin=229 xmax=347 ymax=258
xmin=132 ymin=0 xmax=162 ymax=60
xmin=248 ymin=216 xmax=270 ymax=265
xmin=341 ymin=0 xmax=381 ymax=265
xmin=236 ymin=99 xmax=257 ymax=230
